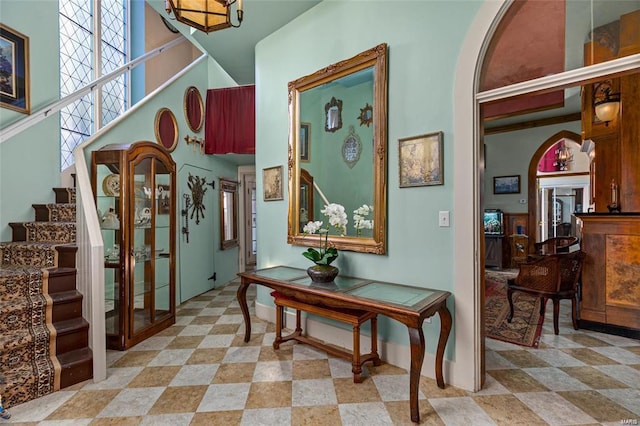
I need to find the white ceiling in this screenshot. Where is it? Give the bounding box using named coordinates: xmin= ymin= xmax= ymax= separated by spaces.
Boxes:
xmin=148 ymin=0 xmax=321 ymax=85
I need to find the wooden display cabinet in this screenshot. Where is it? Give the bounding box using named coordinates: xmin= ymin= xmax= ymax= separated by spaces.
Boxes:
xmin=91 ymin=141 xmax=176 ymax=350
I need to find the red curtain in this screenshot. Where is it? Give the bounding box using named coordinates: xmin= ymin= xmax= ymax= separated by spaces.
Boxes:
xmin=538 ymin=141 xmax=561 ymax=172
xmin=205 ymin=85 xmax=255 ymax=155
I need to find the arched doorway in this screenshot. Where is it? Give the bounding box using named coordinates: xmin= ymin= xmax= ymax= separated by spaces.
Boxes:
xmin=453 ymin=1 xmax=639 ymax=392
xmin=527 ymin=130 xmax=585 ymax=248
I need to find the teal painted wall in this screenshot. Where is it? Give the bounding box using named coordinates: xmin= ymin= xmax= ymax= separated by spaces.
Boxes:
xmin=255 ymin=1 xmax=481 ymax=351
xmin=0 ymin=0 xmax=242 ymax=301
xmin=0 ymin=1 xmax=62 ymax=242
xmin=84 ymin=59 xmax=241 ymax=298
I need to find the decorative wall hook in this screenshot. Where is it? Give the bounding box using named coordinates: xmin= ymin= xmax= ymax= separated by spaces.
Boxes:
xmin=185 ymin=135 xmax=205 ymax=154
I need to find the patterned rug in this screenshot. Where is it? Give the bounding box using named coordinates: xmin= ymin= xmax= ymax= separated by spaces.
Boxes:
xmin=485 ymin=275 xmax=543 ymax=348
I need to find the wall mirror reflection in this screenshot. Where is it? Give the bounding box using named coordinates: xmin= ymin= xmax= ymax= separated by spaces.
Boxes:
xmin=287 ymin=43 xmax=388 ymax=254
xmin=219 ymin=178 xmax=238 ymax=250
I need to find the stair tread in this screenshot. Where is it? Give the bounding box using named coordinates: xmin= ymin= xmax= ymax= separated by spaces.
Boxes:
xmin=54 ymin=317 xmax=89 ymax=333
xmin=57 ymin=347 xmax=93 ymax=365
xmin=50 ymin=289 xmax=83 ymax=302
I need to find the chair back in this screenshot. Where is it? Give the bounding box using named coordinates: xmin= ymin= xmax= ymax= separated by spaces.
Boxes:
xmin=558 ymin=251 xmax=586 ymax=292
xmin=534 ymin=236 xmax=579 ymax=255
xmin=513 ymin=250 xmax=585 ymax=294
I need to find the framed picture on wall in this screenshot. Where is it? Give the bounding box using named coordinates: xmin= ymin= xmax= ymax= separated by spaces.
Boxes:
xmin=398 ymin=131 xmax=444 ymax=187
xmin=300 ymin=122 xmax=310 ymax=162
xmin=263 ymin=165 xmax=283 ymax=201
xmin=0 ymin=24 xmax=30 ymax=114
xmin=493 ymin=175 xmax=520 ymax=194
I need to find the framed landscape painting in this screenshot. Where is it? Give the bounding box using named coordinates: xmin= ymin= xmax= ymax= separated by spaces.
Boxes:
xmin=493 ymin=175 xmax=520 ymax=194
xmin=0 ymin=24 xmax=30 ymax=114
xmin=398 ymin=131 xmax=444 ymax=187
xmin=263 ymin=166 xmax=283 ymax=201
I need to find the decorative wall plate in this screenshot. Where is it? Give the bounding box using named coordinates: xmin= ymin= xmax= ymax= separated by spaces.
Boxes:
xmin=102 ymin=174 xmax=120 ymax=196
xmin=342 ymin=125 xmax=361 ymax=168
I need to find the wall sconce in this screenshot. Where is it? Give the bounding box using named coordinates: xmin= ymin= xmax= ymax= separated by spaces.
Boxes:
xmin=165 ymin=0 xmax=243 ymax=33
xmin=185 ymin=135 xmax=205 ymax=154
xmin=594 ymin=84 xmax=620 ymax=126
xmin=553 ymin=140 xmax=573 ymax=171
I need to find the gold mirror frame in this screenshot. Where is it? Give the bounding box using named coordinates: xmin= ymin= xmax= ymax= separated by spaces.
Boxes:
xmin=219 ymin=177 xmax=239 ymax=250
xmin=154 ymin=107 xmax=178 ymax=152
xmin=287 ymin=43 xmax=388 ymax=254
xmin=183 ymin=86 xmax=204 ymax=132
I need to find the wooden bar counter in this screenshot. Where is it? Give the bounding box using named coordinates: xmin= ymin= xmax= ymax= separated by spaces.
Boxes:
xmin=575 ymin=213 xmax=640 ymax=337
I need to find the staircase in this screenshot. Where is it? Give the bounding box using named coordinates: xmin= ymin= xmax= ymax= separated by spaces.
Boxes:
xmin=0 ymin=187 xmax=93 ymax=408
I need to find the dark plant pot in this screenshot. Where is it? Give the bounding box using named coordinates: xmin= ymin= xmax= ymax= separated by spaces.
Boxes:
xmin=306 ymin=264 xmax=339 ymax=283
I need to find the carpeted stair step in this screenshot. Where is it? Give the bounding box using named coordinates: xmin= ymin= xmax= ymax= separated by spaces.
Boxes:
xmin=50 ymin=290 xmax=83 ymax=323
xmin=53 ymin=187 xmax=76 ymax=204
xmin=58 ymin=347 xmax=93 ymax=388
xmin=0 ymin=265 xmax=43 ymax=301
xmin=0 ymin=365 xmax=51 ymax=408
xmin=32 ymin=203 xmax=76 ymax=222
xmin=54 ymin=317 xmax=89 ymax=354
xmin=0 ymin=243 xmax=77 ymax=268
xmin=9 ymin=221 xmax=76 ymax=243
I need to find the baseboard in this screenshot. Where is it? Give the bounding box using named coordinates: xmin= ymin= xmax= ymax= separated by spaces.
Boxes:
xmin=255 ymin=300 xmax=454 ymax=385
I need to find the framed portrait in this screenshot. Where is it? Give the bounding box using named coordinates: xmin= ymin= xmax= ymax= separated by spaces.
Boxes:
xmin=493 ymin=175 xmax=521 ymax=194
xmin=263 ymin=165 xmax=283 ymax=201
xmin=300 ymin=122 xmax=310 ymax=162
xmin=398 ymin=131 xmax=444 ymax=188
xmin=0 ymin=24 xmax=30 ymax=114
xmin=157 ymin=184 xmax=170 ymax=214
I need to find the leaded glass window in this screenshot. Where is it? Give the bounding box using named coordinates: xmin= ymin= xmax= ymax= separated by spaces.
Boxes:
xmin=59 ymin=0 xmax=128 ymax=171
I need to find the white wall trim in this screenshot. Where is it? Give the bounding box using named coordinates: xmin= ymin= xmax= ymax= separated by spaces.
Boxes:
xmin=237 ymin=165 xmax=256 ymax=273
xmin=254 ymin=301 xmax=452 ymax=384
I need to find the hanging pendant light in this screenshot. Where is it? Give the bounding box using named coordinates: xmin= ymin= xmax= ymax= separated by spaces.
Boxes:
xmin=165 ymin=0 xmax=243 ymax=33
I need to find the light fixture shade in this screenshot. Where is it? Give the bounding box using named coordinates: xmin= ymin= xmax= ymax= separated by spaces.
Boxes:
xmin=594 ymin=100 xmax=620 ymax=124
xmin=168 ymin=0 xmax=231 ymax=33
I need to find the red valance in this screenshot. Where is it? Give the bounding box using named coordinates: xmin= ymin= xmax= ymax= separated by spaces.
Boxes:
xmin=205 ymin=85 xmax=255 ymax=155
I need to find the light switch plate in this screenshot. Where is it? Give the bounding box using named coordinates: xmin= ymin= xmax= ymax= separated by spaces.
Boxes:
xmin=439 ymin=211 xmax=450 ymax=227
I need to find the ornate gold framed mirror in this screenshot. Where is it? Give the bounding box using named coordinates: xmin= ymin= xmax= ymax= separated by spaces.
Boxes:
xmin=154 ymin=107 xmax=178 ymax=152
xmin=287 ymin=43 xmax=388 ymax=254
xmin=184 ymin=86 xmax=204 ymax=132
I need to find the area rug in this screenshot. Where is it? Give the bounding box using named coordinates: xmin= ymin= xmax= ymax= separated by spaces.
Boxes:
xmin=485 ymin=276 xmax=544 ymax=348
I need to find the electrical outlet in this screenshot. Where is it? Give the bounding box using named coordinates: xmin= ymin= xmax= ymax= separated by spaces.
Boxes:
xmin=439 ymin=211 xmax=450 ymax=227
xmin=519 ymin=199 xmax=527 ymax=204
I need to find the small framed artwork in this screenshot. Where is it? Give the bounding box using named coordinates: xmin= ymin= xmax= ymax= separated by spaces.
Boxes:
xmin=398 ymin=131 xmax=444 ymax=187
xmin=263 ymin=165 xmax=283 ymax=201
xmin=0 ymin=24 xmax=30 ymax=114
xmin=300 ymin=122 xmax=311 ymax=162
xmin=157 ymin=184 xmax=170 ymax=214
xmin=493 ymin=175 xmax=520 ymax=194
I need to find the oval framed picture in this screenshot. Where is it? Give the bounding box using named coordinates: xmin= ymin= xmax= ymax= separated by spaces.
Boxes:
xmin=183 ymin=86 xmax=204 ymax=132
xmin=154 ymin=107 xmax=178 ymax=152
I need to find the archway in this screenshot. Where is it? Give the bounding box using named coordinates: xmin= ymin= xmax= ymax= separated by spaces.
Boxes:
xmin=526 ymin=130 xmax=583 ymax=249
xmin=453 ymin=1 xmax=639 ymax=392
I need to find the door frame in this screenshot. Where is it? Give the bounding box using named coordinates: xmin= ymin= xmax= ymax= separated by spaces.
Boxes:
xmin=237 ymin=165 xmax=256 ymax=273
xmin=454 ymin=0 xmax=640 ymax=391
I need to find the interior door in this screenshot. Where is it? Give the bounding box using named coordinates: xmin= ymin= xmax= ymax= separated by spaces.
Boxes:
xmin=178 ymin=164 xmax=215 ymax=303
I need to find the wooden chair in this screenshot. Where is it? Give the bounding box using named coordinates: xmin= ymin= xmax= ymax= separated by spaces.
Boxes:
xmin=507 ymin=251 xmax=586 ymax=335
xmin=533 ymin=236 xmax=579 ymax=256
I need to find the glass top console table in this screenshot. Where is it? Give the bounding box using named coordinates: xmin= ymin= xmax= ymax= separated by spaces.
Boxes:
xmin=237 ymin=266 xmax=452 ymax=423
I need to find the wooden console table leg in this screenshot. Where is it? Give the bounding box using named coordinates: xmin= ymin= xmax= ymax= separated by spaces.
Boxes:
xmin=273 ymin=303 xmax=284 ymax=349
xmin=295 ymin=309 xmax=302 ymax=334
xmin=435 ymin=305 xmax=452 ymax=389
xmin=352 ymin=324 xmax=363 ymax=383
xmin=371 ymin=317 xmax=382 ymax=366
xmin=237 ymin=279 xmax=252 ymax=343
xmin=408 ymin=325 xmax=425 ymax=423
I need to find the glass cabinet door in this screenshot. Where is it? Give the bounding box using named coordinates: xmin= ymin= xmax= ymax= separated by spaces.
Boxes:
xmin=93 ymin=141 xmax=175 ymax=350
xmin=154 ymin=159 xmax=172 ymax=324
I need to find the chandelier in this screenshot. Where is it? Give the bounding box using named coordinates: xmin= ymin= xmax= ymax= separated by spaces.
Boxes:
xmin=553 ymin=140 xmax=573 ymax=171
xmin=165 ymin=0 xmax=243 ymax=33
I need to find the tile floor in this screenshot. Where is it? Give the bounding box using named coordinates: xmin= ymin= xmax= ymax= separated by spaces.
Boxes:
xmin=4 ymin=280 xmax=640 ymax=425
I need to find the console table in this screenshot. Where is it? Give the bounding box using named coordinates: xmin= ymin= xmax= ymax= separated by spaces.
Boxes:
xmin=237 ymin=266 xmax=452 ymax=423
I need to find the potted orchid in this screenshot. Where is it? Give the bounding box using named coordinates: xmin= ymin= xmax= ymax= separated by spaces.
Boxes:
xmin=302 ymin=203 xmax=347 ymax=282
